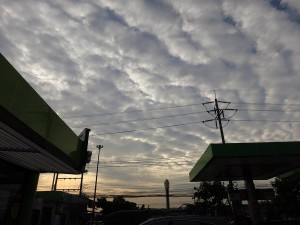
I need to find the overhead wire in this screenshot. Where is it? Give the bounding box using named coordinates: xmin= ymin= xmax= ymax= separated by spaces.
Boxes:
xmin=88 ymin=160 xmax=195 ymax=168
xmin=64 ymin=102 xmax=205 ymax=119
xmin=231 ymin=101 xmax=300 ymax=107
xmin=237 ymin=109 xmax=300 ymax=112
xmin=86 ymin=156 xmax=198 ymax=167
xmin=88 ymin=163 xmax=193 ymax=168
xmin=48 ymin=88 xmax=204 ymax=102
xmin=76 ymin=108 xmax=300 ymax=132
xmin=230 ymin=119 xmax=300 ymax=123
xmin=83 ymin=186 xmax=196 ymax=198
xmin=88 ymin=107 xmax=300 ymax=136
xmin=84 ymin=94 xmax=300 ymax=197
xmin=37 ymin=85 xmax=300 ymax=197
xmin=213 ymin=89 xmax=300 ymax=93
xmin=75 ymin=110 xmax=207 ymax=127
xmin=90 ymin=120 xmax=205 ymax=136
xmin=66 ymin=100 xmax=280 ymax=120
xmin=88 ymin=183 xmax=195 ymax=188
xmin=89 ymin=155 xmax=197 ymax=162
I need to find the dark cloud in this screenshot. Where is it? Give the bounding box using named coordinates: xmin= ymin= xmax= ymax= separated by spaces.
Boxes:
xmin=269 ymin=0 xmax=300 ymax=23
xmin=88 ymin=6 xmax=128 ymax=31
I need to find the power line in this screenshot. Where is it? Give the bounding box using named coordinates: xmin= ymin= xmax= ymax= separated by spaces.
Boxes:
xmin=231 ymin=101 xmax=300 ymax=107
xmin=75 ymin=110 xmax=207 ymax=127
xmin=238 ymin=109 xmax=300 ymax=112
xmin=97 ymin=157 xmax=195 ymax=162
xmin=86 ymin=156 xmax=199 ymax=167
xmin=48 ymin=89 xmax=203 ymax=102
xmin=90 ymin=120 xmax=204 ymax=136
xmin=65 ymin=102 xmax=205 ymax=119
xmin=231 ymin=119 xmax=300 ymax=123
xmin=84 ymin=183 xmax=196 ymax=190
xmin=89 ymin=156 xmax=197 ymax=163
xmin=90 ymin=184 xmax=195 ymax=188
xmin=48 ymin=89 xmax=300 ymax=103
xmin=98 ymin=161 xmax=193 ymax=165
xmin=81 ymin=97 xmax=300 ymax=136
xmin=84 ymin=188 xmax=195 ymax=195
xmin=90 ymin=117 xmax=300 ymax=136
xmin=92 ymin=194 xmax=194 ymax=198
xmin=89 ymin=163 xmax=193 ymax=168
xmin=214 ymin=89 xmax=300 ymax=93
xmin=63 ymin=100 xmax=300 ymax=120
xmin=88 ymin=159 xmax=194 ymax=167
xmin=68 ymin=102 xmax=300 ymax=120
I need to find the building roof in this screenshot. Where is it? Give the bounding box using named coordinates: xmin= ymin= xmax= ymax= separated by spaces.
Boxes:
xmin=0 ymin=54 xmax=90 ymax=173
xmin=189 ymin=142 xmax=300 ymax=182
xmin=36 ymin=191 xmax=90 ymax=204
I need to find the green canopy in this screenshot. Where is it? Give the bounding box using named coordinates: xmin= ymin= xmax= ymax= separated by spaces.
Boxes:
xmin=189 ymin=142 xmax=300 ymax=181
xmin=0 ymin=54 xmax=90 ymax=173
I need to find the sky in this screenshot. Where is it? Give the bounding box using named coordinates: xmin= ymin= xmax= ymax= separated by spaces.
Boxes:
xmin=1 ymin=0 xmax=300 ymax=208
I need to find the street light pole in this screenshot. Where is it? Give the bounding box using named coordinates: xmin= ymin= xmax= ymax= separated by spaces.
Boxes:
xmin=92 ymin=144 xmax=103 ymax=221
xmin=164 ymin=179 xmax=170 ymax=215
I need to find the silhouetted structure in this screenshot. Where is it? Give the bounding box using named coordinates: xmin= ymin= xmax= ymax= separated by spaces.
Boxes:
xmin=0 ymin=54 xmax=91 ymax=225
xmin=190 ymin=142 xmax=300 ymax=225
xmin=31 ymin=191 xmax=90 ymax=225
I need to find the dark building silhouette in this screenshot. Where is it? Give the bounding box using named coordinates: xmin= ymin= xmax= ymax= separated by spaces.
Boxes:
xmin=0 ymin=54 xmax=90 ymax=225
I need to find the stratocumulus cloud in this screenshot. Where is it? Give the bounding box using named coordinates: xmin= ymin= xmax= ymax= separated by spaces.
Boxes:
xmin=1 ymin=0 xmax=300 ymax=207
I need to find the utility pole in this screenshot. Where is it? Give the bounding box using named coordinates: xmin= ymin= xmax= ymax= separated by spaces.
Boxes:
xmin=202 ymin=91 xmax=237 ymax=136
xmin=164 ymin=179 xmax=170 ymax=215
xmin=214 ymin=97 xmax=226 ymax=144
xmin=202 ymin=90 xmax=238 ymax=222
xmin=92 ymin=144 xmax=103 ymax=222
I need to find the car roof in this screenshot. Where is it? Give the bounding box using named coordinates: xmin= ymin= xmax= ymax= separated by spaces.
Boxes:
xmin=140 ymin=216 xmax=230 ymax=225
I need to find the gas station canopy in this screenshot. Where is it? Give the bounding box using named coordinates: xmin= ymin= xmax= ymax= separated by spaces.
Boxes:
xmin=0 ymin=54 xmax=90 ymax=174
xmin=189 ymin=142 xmax=300 ymax=182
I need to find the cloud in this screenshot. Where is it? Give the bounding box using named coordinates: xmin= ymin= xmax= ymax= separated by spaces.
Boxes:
xmin=1 ymin=0 xmax=300 ymax=207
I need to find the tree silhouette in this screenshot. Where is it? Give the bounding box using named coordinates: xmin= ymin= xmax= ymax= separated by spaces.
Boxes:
xmin=193 ymin=181 xmax=227 ymax=216
xmin=96 ymin=196 xmax=137 ymax=216
xmin=271 ymin=177 xmax=300 ymax=218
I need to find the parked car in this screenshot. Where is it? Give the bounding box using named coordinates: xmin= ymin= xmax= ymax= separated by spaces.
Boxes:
xmin=139 ymin=216 xmax=231 ymax=225
xmin=103 ymin=210 xmax=149 ymax=225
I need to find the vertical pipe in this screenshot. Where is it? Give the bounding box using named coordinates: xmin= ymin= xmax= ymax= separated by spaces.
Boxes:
xmin=18 ymin=172 xmax=40 ymax=225
xmin=51 ymin=173 xmax=56 ymax=191
xmin=79 ymin=172 xmax=84 ymax=195
xmin=54 ymin=173 xmax=59 ymax=191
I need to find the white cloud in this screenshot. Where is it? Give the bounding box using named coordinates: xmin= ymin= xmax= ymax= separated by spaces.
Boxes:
xmin=1 ymin=0 xmax=300 ymax=208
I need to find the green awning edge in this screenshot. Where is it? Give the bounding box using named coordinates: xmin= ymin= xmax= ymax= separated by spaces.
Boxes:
xmin=209 ymin=142 xmax=300 ymax=158
xmin=189 ymin=145 xmax=214 ymax=182
xmin=0 ymin=54 xmax=89 ymax=171
xmin=279 ymin=168 xmax=300 ymax=179
xmin=189 ymin=142 xmax=300 ymax=182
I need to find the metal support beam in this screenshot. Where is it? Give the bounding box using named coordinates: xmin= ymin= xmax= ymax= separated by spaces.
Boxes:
xmin=243 ymin=166 xmax=262 ymax=225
